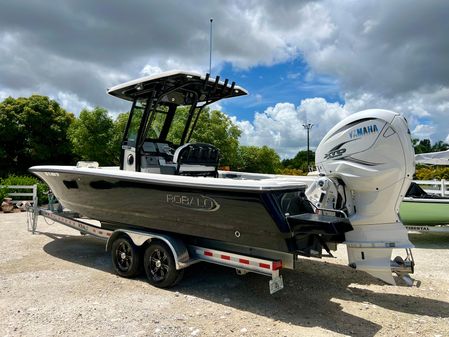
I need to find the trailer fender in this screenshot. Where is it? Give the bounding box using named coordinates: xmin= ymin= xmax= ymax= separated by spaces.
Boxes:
xmin=106 ymin=229 xmax=191 ymax=270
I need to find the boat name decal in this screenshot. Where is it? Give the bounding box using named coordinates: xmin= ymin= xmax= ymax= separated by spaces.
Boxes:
xmin=44 ymin=172 xmax=60 ymax=176
xmin=349 ymin=124 xmax=379 ymax=139
xmin=166 ymin=194 xmax=220 ymax=212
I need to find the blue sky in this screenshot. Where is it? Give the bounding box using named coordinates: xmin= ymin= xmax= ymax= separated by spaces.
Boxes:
xmin=1 ymin=1 xmax=448 ymax=158
xmin=218 ymin=60 xmax=343 ymax=121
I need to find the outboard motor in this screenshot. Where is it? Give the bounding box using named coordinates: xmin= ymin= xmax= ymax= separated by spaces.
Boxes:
xmin=309 ymin=109 xmax=415 ymax=285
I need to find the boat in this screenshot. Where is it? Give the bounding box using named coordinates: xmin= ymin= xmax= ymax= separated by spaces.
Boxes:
xmin=399 ymin=150 xmax=449 ymax=229
xmin=30 ymin=70 xmax=416 ymax=285
xmin=400 ymin=182 xmax=449 ymax=227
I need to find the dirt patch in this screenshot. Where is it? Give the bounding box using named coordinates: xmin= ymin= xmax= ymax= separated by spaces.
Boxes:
xmin=1 ymin=212 xmax=448 ymax=336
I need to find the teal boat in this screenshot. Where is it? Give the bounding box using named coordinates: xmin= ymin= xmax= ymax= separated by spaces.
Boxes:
xmin=399 ymin=182 xmax=449 ymax=226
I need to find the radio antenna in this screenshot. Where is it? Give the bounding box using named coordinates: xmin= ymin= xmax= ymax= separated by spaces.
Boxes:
xmin=209 ymin=18 xmax=213 ymax=74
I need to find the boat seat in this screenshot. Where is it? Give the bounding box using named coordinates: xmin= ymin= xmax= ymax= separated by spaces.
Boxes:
xmin=140 ymin=141 xmax=177 ymax=174
xmin=173 ymin=143 xmax=220 ymax=177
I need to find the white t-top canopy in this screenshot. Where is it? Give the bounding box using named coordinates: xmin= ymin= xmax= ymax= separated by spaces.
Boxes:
xmin=107 ymin=70 xmax=248 ymax=102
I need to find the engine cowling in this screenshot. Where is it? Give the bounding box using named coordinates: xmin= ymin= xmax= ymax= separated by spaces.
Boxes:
xmin=313 ymin=109 xmax=415 ymax=285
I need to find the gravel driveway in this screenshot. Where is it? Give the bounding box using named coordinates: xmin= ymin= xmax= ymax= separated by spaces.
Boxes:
xmin=1 ymin=212 xmax=448 ymax=337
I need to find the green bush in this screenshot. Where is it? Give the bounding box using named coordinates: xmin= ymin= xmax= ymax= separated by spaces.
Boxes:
xmin=0 ymin=174 xmax=49 ymax=205
xmin=276 ymin=167 xmax=306 ymax=176
xmin=415 ymin=166 xmax=449 ymax=180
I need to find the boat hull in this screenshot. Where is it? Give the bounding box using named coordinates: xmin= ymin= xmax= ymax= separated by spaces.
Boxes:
xmin=399 ymin=198 xmax=449 ymax=225
xmin=31 ymin=168 xmax=305 ymax=252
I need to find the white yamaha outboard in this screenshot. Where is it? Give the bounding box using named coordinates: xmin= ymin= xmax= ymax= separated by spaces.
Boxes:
xmin=306 ymin=109 xmax=415 ymax=285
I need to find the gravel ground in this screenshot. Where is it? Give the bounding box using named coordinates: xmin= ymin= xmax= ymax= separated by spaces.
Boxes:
xmin=1 ymin=212 xmax=449 ymax=337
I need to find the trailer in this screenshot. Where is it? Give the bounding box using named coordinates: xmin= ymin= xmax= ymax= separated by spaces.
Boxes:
xmin=28 ymin=208 xmax=285 ymax=294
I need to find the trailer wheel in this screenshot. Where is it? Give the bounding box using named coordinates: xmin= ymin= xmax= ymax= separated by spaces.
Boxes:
xmin=111 ymin=237 xmax=141 ymax=278
xmin=143 ymin=241 xmax=184 ymax=288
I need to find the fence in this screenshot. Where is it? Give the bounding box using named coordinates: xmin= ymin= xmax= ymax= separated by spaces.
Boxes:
xmin=0 ymin=185 xmax=38 ymax=207
xmin=413 ymin=179 xmax=448 ymax=197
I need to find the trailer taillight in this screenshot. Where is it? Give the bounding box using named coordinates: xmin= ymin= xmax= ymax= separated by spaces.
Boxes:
xmin=272 ymin=260 xmax=282 ymax=270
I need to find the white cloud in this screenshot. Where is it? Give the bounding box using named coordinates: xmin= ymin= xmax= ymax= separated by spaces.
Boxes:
xmin=209 ymin=102 xmax=223 ymax=112
xmin=56 ymin=92 xmax=93 ymax=115
xmin=287 ymin=72 xmax=301 ymax=80
xmin=140 ymin=60 xmax=202 ymax=77
xmin=237 ymin=98 xmax=348 ymax=158
xmin=236 ymin=84 xmax=449 ymax=158
xmin=412 ymin=124 xmax=435 ymax=140
xmin=292 ymin=1 xmax=449 ymax=97
xmin=140 ymin=65 xmax=162 ymax=77
xmin=0 ymin=91 xmax=8 ymax=101
xmin=1 ymin=0 xmax=448 ymax=149
xmin=343 ymin=86 xmax=449 ymax=143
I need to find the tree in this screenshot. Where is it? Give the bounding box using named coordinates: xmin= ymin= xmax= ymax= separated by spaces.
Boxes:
xmin=68 ymin=107 xmax=116 ymax=165
xmin=235 ymin=145 xmax=281 ymax=174
xmin=413 ymin=139 xmax=432 ymax=154
xmin=111 ymin=107 xmax=241 ymax=167
xmin=282 ymin=150 xmax=315 ymax=172
xmin=163 ymin=107 xmax=241 ymax=167
xmin=110 ymin=111 xmax=130 ymax=164
xmin=431 ymin=140 xmax=449 ymax=152
xmin=413 ymin=138 xmax=449 ymax=154
xmin=188 ymin=108 xmax=241 ymax=167
xmin=0 ymin=95 xmax=74 ymax=176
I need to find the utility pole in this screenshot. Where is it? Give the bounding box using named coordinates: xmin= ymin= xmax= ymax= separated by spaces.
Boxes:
xmin=302 ymin=123 xmax=313 ymax=171
xmin=209 ymin=18 xmax=213 ymax=74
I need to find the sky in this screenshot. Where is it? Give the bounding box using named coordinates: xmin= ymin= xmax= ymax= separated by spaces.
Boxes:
xmin=1 ymin=0 xmax=448 ymax=158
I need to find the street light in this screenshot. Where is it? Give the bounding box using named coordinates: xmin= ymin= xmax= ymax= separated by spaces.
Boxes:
xmin=302 ymin=123 xmax=313 ymax=171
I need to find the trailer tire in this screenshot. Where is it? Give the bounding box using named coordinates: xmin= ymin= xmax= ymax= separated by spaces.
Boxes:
xmin=143 ymin=241 xmax=184 ymax=288
xmin=111 ymin=237 xmax=142 ymax=278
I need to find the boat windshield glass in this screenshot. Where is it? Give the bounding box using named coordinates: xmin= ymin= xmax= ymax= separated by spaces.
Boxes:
xmin=123 ymin=100 xmax=145 ymax=147
xmin=143 ymin=105 xmax=192 ymax=146
xmin=144 ymin=108 xmax=166 ymax=139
